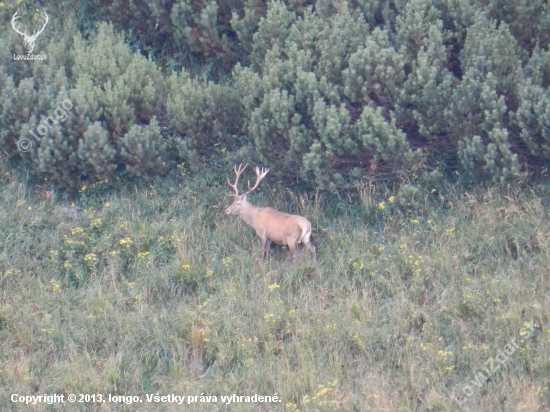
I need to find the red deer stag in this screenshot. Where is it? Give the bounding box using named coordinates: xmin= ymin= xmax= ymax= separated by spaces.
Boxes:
xmin=225 ymin=164 xmax=316 ymax=262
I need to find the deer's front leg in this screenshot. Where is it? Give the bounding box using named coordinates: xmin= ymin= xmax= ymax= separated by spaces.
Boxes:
xmin=262 ymin=238 xmax=272 ymax=260
xmin=257 ymin=231 xmax=271 ymax=260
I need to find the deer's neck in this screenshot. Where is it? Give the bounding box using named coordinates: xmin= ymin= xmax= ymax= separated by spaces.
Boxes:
xmin=239 ymin=202 xmax=262 ymax=227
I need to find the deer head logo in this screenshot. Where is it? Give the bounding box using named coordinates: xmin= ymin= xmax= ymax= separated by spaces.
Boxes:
xmin=11 ymin=11 xmax=49 ymax=54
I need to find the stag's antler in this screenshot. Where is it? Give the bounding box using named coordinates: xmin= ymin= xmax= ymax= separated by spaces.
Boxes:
xmin=243 ymin=167 xmax=270 ymax=196
xmin=226 ymin=163 xmax=248 ymax=197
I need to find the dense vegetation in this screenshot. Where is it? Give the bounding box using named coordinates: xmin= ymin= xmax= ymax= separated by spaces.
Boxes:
xmin=1 ymin=0 xmax=550 ymax=190
xmin=0 ymin=165 xmax=549 ymax=411
xmin=1 ymin=0 xmax=550 ymax=411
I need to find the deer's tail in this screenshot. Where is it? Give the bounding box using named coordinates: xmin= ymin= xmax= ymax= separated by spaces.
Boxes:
xmin=298 ymin=221 xmax=312 ymax=244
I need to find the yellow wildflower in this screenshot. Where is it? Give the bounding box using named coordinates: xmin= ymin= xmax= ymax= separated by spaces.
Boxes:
xmin=352 ymin=261 xmax=364 ymax=270
xmin=83 ymin=253 xmax=97 ymax=262
xmin=119 ymin=238 xmax=133 ymax=246
xmin=268 ymin=283 xmax=280 ymax=291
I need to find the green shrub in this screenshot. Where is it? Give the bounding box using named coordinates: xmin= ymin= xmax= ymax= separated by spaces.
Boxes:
xmin=167 ymin=69 xmax=244 ymax=168
xmin=236 ymin=2 xmax=421 ymax=189
xmin=514 ymin=79 xmax=550 ymax=165
xmin=1 ymin=23 xmax=167 ymax=189
xmin=396 ymin=25 xmax=454 ymax=141
xmin=444 ymin=14 xmax=525 ymax=182
xmin=2 ymin=0 xmax=550 ymax=190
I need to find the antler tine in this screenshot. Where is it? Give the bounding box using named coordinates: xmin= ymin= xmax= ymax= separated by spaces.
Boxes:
xmin=244 ymin=166 xmax=270 ymax=195
xmin=226 ymin=163 xmax=248 ymax=197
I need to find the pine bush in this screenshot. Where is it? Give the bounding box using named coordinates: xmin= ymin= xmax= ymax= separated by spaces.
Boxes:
xmin=167 ymin=69 xmax=244 ymax=167
xmin=2 ymin=0 xmax=550 ymax=189
xmin=1 ymin=23 xmax=167 ymax=189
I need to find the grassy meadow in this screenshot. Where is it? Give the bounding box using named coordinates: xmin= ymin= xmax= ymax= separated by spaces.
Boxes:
xmin=0 ymin=165 xmax=549 ymax=411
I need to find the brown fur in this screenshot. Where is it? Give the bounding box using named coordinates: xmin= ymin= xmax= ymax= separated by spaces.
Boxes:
xmin=225 ymin=165 xmax=316 ymax=261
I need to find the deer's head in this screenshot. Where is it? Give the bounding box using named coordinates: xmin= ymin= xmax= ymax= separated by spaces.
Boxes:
xmin=225 ymin=164 xmax=269 ymax=215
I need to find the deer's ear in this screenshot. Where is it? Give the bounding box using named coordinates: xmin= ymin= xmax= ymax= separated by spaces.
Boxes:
xmin=242 ymin=194 xmax=248 ymax=201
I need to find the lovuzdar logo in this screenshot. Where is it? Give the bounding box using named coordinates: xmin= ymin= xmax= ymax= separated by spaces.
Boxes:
xmin=11 ymin=10 xmax=49 ymax=60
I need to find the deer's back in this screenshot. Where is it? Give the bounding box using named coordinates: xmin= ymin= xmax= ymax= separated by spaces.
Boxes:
xmin=253 ymin=207 xmax=310 ymax=244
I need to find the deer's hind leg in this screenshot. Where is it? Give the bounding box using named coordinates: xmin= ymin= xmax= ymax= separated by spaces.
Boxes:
xmin=305 ymin=240 xmax=316 ymax=261
xmin=301 ymin=232 xmax=316 ymax=262
xmin=287 ymin=242 xmax=299 ymax=262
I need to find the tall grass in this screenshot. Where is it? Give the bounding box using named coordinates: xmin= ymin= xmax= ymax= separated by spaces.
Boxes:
xmin=0 ymin=167 xmax=549 ymax=411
